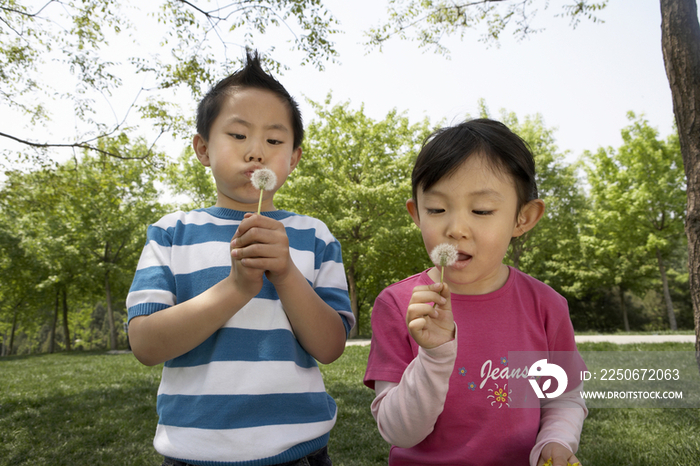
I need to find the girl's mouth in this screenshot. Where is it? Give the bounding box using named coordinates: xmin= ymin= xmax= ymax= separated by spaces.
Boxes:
xmin=452 ymin=253 xmax=472 ymax=269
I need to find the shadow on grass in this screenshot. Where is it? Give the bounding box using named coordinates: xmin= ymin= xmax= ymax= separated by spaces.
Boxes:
xmin=579 ymin=408 xmax=700 ymax=466
xmin=0 ymin=354 xmax=162 ymax=466
xmin=1 ymin=381 xmax=161 ymax=466
xmin=322 ymin=346 xmax=390 ymax=466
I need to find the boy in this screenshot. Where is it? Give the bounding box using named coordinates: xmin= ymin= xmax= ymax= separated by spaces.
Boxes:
xmin=127 ymin=50 xmax=354 ymax=466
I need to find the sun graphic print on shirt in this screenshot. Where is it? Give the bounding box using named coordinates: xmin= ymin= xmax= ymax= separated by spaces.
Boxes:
xmin=486 ymin=382 xmax=511 ymax=408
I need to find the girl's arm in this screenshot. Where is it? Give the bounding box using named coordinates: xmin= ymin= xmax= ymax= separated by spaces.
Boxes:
xmin=371 ymin=337 xmax=457 ymax=448
xmin=530 ymin=382 xmax=588 ymax=466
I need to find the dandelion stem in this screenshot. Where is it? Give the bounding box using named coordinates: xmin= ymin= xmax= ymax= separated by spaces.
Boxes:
xmin=257 ymin=189 xmax=264 ymax=215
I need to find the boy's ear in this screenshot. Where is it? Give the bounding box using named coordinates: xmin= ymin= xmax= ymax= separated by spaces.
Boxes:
xmin=193 ymin=134 xmax=210 ymax=167
xmin=512 ymin=199 xmax=545 ymax=237
xmin=289 ymin=147 xmax=302 ymax=173
xmin=406 ymin=198 xmax=421 ymax=227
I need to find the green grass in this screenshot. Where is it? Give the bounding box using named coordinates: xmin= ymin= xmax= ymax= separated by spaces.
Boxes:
xmin=1 ymin=344 xmax=699 ymax=465
xmin=0 ymin=351 xmax=163 ymax=465
xmin=574 ymin=342 xmax=700 ymax=465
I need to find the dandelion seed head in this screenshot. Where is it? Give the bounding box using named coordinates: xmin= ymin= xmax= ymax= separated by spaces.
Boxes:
xmin=251 ymin=168 xmax=278 ymax=191
xmin=430 ymin=243 xmax=458 ymax=267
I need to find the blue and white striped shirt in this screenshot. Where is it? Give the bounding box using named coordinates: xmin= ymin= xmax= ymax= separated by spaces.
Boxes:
xmin=127 ymin=207 xmax=354 ymax=466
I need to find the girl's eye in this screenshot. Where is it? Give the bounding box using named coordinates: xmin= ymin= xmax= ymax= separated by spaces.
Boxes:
xmin=473 ymin=210 xmax=493 ymax=216
xmin=426 ymin=208 xmax=445 ymax=215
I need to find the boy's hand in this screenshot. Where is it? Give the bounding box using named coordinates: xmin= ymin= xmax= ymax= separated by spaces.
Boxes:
xmin=230 ymin=213 xmax=296 ymax=286
xmin=228 ymin=218 xmax=265 ymax=298
xmin=537 ymin=442 xmax=581 ymax=466
xmin=406 ymin=282 xmax=454 ymax=349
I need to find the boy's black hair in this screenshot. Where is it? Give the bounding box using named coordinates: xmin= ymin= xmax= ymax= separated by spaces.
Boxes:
xmin=196 ymin=49 xmax=304 ymax=149
xmin=411 ymin=118 xmax=538 ymax=215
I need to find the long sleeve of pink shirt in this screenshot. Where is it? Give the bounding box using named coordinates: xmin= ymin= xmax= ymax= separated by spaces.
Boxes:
xmin=370 ymin=335 xmax=587 ymax=465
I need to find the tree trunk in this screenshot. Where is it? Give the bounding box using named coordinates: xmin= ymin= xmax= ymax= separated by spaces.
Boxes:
xmin=62 ymin=287 xmax=71 ymax=352
xmin=656 ymin=247 xmax=678 ymax=330
xmin=105 ymin=270 xmax=118 ymax=350
xmin=347 ymin=256 xmax=359 ymax=339
xmin=619 ymin=285 xmax=630 ymax=332
xmin=49 ymin=288 xmax=59 ymax=353
xmin=8 ymin=303 xmax=19 ymax=356
xmin=660 ymin=0 xmax=700 ymax=371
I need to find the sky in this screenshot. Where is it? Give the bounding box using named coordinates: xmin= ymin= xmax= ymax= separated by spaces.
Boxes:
xmin=282 ymin=0 xmax=676 ymax=161
xmin=0 ymin=0 xmax=683 ymax=166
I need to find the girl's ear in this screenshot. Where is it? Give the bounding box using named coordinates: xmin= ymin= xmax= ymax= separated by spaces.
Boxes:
xmin=193 ymin=134 xmax=210 ymax=167
xmin=406 ymin=198 xmax=421 ymax=227
xmin=512 ymin=199 xmax=545 ymax=238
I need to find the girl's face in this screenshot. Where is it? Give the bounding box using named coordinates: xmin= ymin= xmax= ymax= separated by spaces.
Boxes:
xmin=407 ymin=153 xmax=543 ymax=295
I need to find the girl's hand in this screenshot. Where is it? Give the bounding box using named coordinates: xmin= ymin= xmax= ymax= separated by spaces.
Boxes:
xmin=537 ymin=442 xmax=581 ymax=466
xmin=406 ymin=282 xmax=454 ymax=349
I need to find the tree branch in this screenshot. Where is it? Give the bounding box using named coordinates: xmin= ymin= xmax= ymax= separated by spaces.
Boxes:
xmin=0 ymin=131 xmax=149 ymax=160
xmin=0 ymin=0 xmax=59 ymax=19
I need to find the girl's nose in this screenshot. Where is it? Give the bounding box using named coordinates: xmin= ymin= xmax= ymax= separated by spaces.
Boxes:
xmin=447 ymin=216 xmax=470 ymax=240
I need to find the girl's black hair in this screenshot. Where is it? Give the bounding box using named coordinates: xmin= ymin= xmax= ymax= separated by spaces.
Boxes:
xmin=411 ymin=118 xmax=538 ymax=213
xmin=196 ymin=49 xmax=304 ymax=149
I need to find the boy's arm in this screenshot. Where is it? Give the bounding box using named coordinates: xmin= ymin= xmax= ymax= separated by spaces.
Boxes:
xmin=128 ymin=229 xmax=265 ymax=367
xmin=128 ymin=275 xmax=259 ymax=366
xmin=232 ymin=213 xmax=348 ymax=364
xmin=272 ymin=264 xmax=347 ymax=364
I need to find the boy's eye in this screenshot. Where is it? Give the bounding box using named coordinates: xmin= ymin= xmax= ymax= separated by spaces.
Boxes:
xmin=267 ymin=139 xmax=283 ymax=145
xmin=426 ymin=208 xmax=445 ymax=215
xmin=229 ymin=133 xmax=246 ymax=140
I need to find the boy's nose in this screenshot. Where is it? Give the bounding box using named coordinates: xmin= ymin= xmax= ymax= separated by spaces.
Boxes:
xmin=245 ymin=141 xmax=264 ymax=162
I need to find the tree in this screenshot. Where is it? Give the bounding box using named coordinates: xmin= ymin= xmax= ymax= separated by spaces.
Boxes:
xmin=66 ymin=139 xmax=168 ymax=349
xmin=276 ymin=96 xmax=432 ymax=336
xmin=0 ymin=219 xmax=48 ymax=355
xmin=484 ymin=107 xmax=590 ymax=298
xmin=164 ymin=146 xmax=217 ymax=210
xmin=1 ymin=0 xmax=340 ymax=162
xmin=582 ymin=114 xmax=686 ymax=331
xmin=366 ymin=1 xmax=609 ymax=54
xmin=367 ymin=0 xmax=700 ymax=370
xmin=660 ymin=0 xmax=700 ymax=368
xmin=0 ymin=137 xmax=166 ymax=352
xmin=0 ymin=167 xmax=84 ymax=352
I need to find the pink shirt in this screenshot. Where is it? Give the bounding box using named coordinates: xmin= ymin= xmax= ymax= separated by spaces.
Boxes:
xmin=364 ymin=267 xmax=587 ymax=466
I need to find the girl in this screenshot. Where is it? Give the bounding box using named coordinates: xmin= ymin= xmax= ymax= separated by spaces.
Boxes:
xmin=364 ymin=119 xmax=587 ymax=466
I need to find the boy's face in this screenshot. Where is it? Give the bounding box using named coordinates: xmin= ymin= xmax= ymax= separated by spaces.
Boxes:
xmin=193 ymin=87 xmax=302 ymax=211
xmin=407 ymin=154 xmax=543 ymax=295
